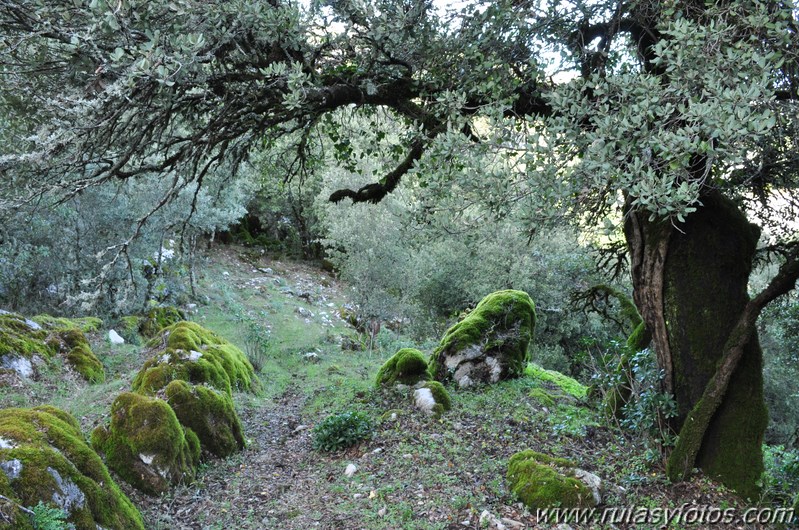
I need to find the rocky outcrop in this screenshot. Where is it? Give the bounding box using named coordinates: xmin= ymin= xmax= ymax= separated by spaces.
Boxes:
xmin=431 ymin=290 xmax=536 ymax=388
xmin=0 ymin=406 xmax=144 ymax=529
xmin=93 ymin=321 xmax=259 ymax=495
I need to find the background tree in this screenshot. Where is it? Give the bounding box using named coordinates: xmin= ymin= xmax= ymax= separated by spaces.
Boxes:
xmin=2 ymin=0 xmax=798 ymax=496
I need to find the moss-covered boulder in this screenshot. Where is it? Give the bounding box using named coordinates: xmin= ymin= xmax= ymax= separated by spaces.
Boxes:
xmin=0 ymin=312 xmax=51 ymax=379
xmin=529 ymin=388 xmax=557 ymax=408
xmin=91 ymin=392 xmax=200 ymax=496
xmin=138 ymin=306 xmax=186 ymax=338
xmin=412 ymin=381 xmax=452 ymax=415
xmin=133 ymin=321 xmax=259 ymax=395
xmin=430 ymin=290 xmax=535 ymax=388
xmin=375 ymin=348 xmax=430 ymax=387
xmin=0 ymin=406 xmax=144 ymax=529
xmin=506 ymin=450 xmax=596 ymax=510
xmin=0 ymin=312 xmax=105 ymax=383
xmin=31 ymin=316 xmax=103 ymax=334
xmin=525 ymin=363 xmax=588 ymax=399
xmin=164 ymin=380 xmax=245 ymax=458
xmin=49 ymin=329 xmax=105 ymax=384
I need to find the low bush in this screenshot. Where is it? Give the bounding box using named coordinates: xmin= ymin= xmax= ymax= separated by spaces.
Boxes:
xmin=312 ymin=410 xmax=373 ymax=452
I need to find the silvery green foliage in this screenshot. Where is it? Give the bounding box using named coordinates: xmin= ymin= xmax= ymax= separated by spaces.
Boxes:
xmin=518 ymin=2 xmax=797 ymax=228
xmin=309 ymin=108 xmax=609 ymax=357
xmin=1 ymin=0 xmax=798 ymax=311
xmin=0 ymin=169 xmax=252 ymax=313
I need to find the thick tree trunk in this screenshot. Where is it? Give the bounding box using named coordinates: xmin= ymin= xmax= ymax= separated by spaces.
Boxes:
xmin=625 ymin=191 xmax=767 ymax=499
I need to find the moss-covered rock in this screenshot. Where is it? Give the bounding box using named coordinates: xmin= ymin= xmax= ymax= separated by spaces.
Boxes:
xmin=31 ymin=316 xmax=103 ymax=334
xmin=525 ymin=363 xmax=588 ymax=399
xmin=164 ymin=380 xmax=245 ymax=458
xmin=430 ymin=290 xmax=535 ymax=388
xmin=138 ymin=306 xmax=186 ymax=338
xmin=117 ymin=316 xmax=144 ymax=345
xmin=91 ymin=392 xmax=200 ymax=496
xmin=0 ymin=406 xmax=144 ymax=529
xmin=375 ymin=348 xmax=430 ymax=387
xmin=529 ymin=388 xmax=556 ymax=408
xmin=0 ymin=313 xmax=105 ymax=383
xmin=412 ymin=381 xmax=451 ymax=415
xmin=506 ymin=450 xmax=596 ymax=510
xmin=133 ymin=321 xmax=259 ymax=395
xmin=0 ymin=312 xmax=52 ymax=379
xmin=49 ymin=329 xmax=105 ymax=384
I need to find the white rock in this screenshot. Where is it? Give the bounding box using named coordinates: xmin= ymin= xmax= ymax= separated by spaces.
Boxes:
xmin=0 ymin=355 xmax=33 ymax=378
xmin=414 ymin=388 xmax=437 ymax=414
xmin=139 ymin=454 xmax=155 ymax=465
xmin=303 ymin=352 xmax=320 ymax=363
xmin=48 ymin=467 xmax=86 ymax=511
xmin=188 ymin=350 xmax=203 ymax=361
xmin=344 ymin=463 xmax=357 ymax=477
xmin=108 ymin=329 xmax=125 ymax=344
xmin=574 ymin=468 xmax=603 ymax=505
xmin=0 ymin=459 xmax=22 ymax=480
xmin=23 ymin=319 xmax=42 ymax=331
xmin=0 ymin=438 xmax=17 ymax=449
xmin=378 ymin=507 xmax=387 ymax=517
xmin=479 ymin=510 xmax=507 ymax=529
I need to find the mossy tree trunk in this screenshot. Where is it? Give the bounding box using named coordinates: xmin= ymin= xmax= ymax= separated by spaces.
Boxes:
xmin=624 ymin=191 xmax=796 ymax=499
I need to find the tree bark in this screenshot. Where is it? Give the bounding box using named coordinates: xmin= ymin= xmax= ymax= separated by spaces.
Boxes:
xmin=625 ymin=191 xmax=768 ymax=499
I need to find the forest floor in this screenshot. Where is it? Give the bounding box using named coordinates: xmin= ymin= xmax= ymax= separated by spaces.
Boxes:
xmin=0 ymin=246 xmax=785 ymax=529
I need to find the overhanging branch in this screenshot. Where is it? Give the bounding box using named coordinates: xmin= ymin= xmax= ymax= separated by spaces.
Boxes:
xmin=328 ymin=138 xmax=425 ymax=204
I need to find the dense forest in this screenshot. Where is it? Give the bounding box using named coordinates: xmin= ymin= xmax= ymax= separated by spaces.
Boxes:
xmin=0 ymin=0 xmax=798 ymax=528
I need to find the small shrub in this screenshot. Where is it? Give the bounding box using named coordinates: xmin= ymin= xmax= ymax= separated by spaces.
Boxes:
xmin=30 ymin=501 xmax=76 ymax=530
xmin=312 ymin=410 xmax=373 ymax=452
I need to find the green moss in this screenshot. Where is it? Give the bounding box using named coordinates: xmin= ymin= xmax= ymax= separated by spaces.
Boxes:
xmin=375 ymin=348 xmax=430 ymax=387
xmin=66 ymin=345 xmax=105 ymax=384
xmin=138 ymin=306 xmax=186 ymax=338
xmin=132 ymin=351 xmax=232 ymax=396
xmin=118 ymin=316 xmax=143 ymax=344
xmin=625 ymin=321 xmax=650 ymax=352
xmin=49 ymin=329 xmax=105 ymax=384
xmin=0 ymin=406 xmax=144 ymax=529
xmin=0 ymin=313 xmax=52 ymax=359
xmin=91 ymin=392 xmax=199 ymax=496
xmin=31 ymin=316 xmax=103 ymax=334
xmin=506 ymin=450 xmax=595 ymax=509
xmin=529 ymin=388 xmax=556 ymax=408
xmin=132 ymin=321 xmax=259 ymax=395
xmin=164 ymin=380 xmax=245 ymax=458
xmin=0 ymin=314 xmax=106 ymax=383
xmin=525 ymin=363 xmax=588 ymax=399
xmin=430 ymin=290 xmax=536 ymax=384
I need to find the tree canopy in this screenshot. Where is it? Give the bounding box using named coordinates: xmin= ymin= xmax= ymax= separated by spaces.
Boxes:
xmin=0 ymin=1 xmax=796 ymax=225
